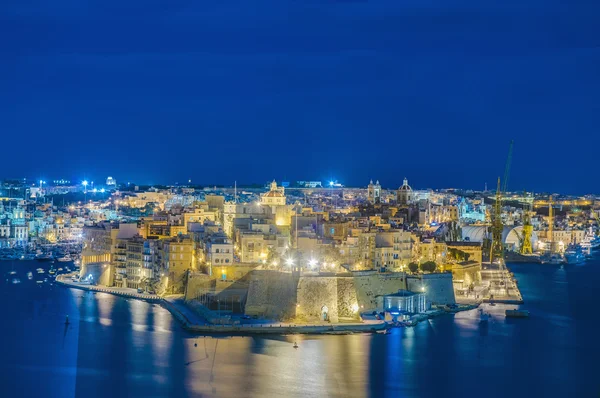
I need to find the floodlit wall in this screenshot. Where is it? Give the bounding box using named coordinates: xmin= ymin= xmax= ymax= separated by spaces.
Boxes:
xmin=245 ymin=271 xmax=299 ymax=320
xmin=407 ymin=273 xmax=455 ymax=305
xmin=296 ymin=277 xmax=339 ymax=322
xmin=353 ymin=271 xmax=408 ymax=311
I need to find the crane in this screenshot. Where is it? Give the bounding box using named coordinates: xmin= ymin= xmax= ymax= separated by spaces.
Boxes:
xmin=489 ymin=141 xmax=514 ymax=263
xmin=520 ymin=193 xmax=533 ymax=255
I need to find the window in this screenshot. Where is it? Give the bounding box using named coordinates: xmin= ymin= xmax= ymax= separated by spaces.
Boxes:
xmin=215 ymin=259 xmax=219 ymax=264
xmin=216 ymin=249 xmax=220 ymax=253
xmin=225 ymin=259 xmax=229 ymax=263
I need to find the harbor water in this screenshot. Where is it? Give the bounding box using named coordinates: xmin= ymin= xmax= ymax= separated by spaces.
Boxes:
xmin=1 ymin=257 xmax=599 ymax=398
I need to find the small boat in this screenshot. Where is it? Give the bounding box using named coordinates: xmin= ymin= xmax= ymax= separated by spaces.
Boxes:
xmin=36 ymin=253 xmax=54 ymax=262
xmin=27 ymin=272 xmax=33 ymax=280
xmin=12 ymin=278 xmax=21 ymax=284
xmin=36 ymin=280 xmax=43 ymax=284
xmin=48 ymin=269 xmax=56 ymax=275
xmin=37 ymin=269 xmax=45 ymax=274
xmin=506 ymin=309 xmax=530 ymax=318
xmin=8 ymin=271 xmax=17 ymax=275
xmin=57 ymin=255 xmax=72 ymax=263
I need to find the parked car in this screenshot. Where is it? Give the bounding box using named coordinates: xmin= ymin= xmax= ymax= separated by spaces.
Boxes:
xmin=137 ymin=288 xmax=144 ymax=294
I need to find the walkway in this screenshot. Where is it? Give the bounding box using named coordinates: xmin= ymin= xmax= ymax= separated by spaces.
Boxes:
xmin=56 ymin=275 xmax=162 ymax=301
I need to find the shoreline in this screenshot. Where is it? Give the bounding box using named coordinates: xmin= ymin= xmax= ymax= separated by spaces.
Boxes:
xmin=56 ymin=276 xmax=388 ymax=335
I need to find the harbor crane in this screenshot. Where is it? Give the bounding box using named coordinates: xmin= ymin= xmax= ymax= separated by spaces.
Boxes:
xmin=489 ymin=140 xmax=514 ymax=263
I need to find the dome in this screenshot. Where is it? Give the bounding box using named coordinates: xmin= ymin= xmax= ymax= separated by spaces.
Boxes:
xmin=399 ymin=177 xmax=412 ymax=191
xmin=263 ymin=190 xmax=284 ymax=198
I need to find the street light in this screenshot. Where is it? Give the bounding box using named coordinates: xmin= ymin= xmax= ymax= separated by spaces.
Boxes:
xmin=309 ymin=259 xmax=317 ymax=269
xmin=285 ymin=258 xmax=294 ymax=267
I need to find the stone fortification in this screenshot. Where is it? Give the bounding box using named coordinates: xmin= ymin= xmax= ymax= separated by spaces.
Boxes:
xmin=353 ymin=271 xmax=408 ymax=311
xmin=244 ymin=270 xmax=299 ymax=320
xmin=406 ymin=273 xmax=455 ymax=305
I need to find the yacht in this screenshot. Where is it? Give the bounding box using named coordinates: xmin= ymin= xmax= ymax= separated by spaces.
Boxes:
xmin=57 ymin=255 xmax=72 ymax=263
xmin=564 ymin=244 xmax=586 ymax=265
xmin=541 ymin=253 xmax=564 ymax=265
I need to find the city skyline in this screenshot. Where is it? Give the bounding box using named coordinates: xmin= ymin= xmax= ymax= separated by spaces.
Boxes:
xmin=2 ymin=172 xmax=598 ymax=196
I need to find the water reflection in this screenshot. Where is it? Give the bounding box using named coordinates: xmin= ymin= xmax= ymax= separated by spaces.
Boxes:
xmin=3 ymin=260 xmax=600 ymax=397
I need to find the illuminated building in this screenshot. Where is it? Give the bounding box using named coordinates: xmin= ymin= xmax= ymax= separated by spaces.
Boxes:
xmin=367 ymin=180 xmax=382 ymax=204
xmin=357 ymin=230 xmax=412 ymax=271
xmin=0 ymin=203 xmax=28 ymax=248
xmin=397 ymin=177 xmax=413 ymax=206
xmin=159 ymin=235 xmax=195 ymax=293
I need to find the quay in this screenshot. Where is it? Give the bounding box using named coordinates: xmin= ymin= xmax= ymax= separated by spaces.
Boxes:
xmin=56 ymin=275 xmax=388 ymax=335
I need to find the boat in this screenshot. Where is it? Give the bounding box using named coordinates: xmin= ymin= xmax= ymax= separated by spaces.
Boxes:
xmin=36 ymin=253 xmax=53 ymax=262
xmin=12 ymin=278 xmax=21 ymax=284
xmin=57 ymin=268 xmax=63 ymax=271
xmin=8 ymin=271 xmax=17 ymax=275
xmin=506 ymin=309 xmax=530 ymax=318
xmin=564 ymin=244 xmax=586 ymax=265
xmin=48 ymin=269 xmax=56 ymax=275
xmin=27 ymin=272 xmax=33 ymax=280
xmin=36 ymin=280 xmax=43 ymax=284
xmin=541 ymin=253 xmax=563 ymax=265
xmin=57 ymin=255 xmax=72 ymax=262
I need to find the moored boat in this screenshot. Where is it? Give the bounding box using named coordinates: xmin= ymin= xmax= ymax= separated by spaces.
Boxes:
xmin=564 ymin=244 xmax=586 ymax=265
xmin=506 ymin=309 xmax=529 ymax=318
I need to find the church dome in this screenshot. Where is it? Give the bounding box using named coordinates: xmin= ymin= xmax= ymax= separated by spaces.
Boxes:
xmin=399 ymin=178 xmax=412 ymax=191
xmin=263 ymin=190 xmax=284 ymax=198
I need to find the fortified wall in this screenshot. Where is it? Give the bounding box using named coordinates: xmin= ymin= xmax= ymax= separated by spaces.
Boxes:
xmin=295 ymin=275 xmax=359 ymax=323
xmin=353 ymin=271 xmax=408 ymax=311
xmin=244 ymin=270 xmax=299 ymax=320
xmin=244 ymin=270 xmax=455 ymax=321
xmin=406 ymin=273 xmax=455 ymax=305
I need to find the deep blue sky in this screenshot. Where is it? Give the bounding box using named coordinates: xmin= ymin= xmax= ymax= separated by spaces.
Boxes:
xmin=1 ymin=0 xmax=599 ymax=193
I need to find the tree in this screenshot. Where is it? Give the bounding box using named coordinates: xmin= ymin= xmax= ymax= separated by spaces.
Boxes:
xmin=408 ymin=262 xmax=419 ymax=273
xmin=420 ymin=261 xmax=437 ymax=273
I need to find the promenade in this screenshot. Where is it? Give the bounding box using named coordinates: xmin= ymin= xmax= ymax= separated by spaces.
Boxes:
xmin=56 ymin=275 xmax=162 ymax=301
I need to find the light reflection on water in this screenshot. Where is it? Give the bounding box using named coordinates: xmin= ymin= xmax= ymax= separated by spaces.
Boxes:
xmin=2 ymin=259 xmax=600 ymax=397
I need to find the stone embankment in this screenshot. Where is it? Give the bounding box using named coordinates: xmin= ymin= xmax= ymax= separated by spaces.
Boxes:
xmin=57 ymin=276 xmax=387 ymax=335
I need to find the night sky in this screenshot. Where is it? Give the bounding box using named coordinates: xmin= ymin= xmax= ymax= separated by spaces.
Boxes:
xmin=1 ymin=1 xmax=599 ymax=193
